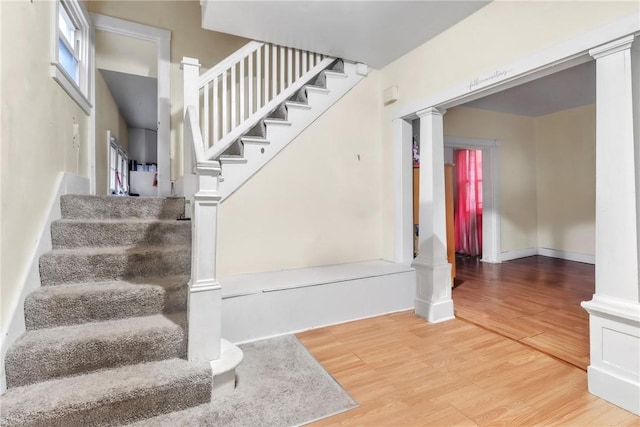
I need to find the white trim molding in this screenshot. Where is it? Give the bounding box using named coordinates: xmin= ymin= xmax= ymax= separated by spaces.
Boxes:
xmin=537 ymin=248 xmax=595 ymax=265
xmin=89 ymin=13 xmax=172 ymax=196
xmin=500 ymin=248 xmax=538 ymax=262
xmin=500 ymin=247 xmax=595 ymax=264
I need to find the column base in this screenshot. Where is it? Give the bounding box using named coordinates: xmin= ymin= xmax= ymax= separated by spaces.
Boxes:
xmin=411 ymin=257 xmax=454 ymax=323
xmin=582 ymin=296 xmax=640 ymax=415
xmin=188 ymin=280 xmax=222 ymax=362
xmin=210 ymin=339 xmax=244 ymax=396
xmin=415 ymin=297 xmax=454 ymax=323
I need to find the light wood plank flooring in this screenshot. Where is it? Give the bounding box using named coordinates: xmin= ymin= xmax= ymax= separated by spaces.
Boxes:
xmin=298 ymin=311 xmax=639 ymax=426
xmin=453 ymin=255 xmax=592 ymax=370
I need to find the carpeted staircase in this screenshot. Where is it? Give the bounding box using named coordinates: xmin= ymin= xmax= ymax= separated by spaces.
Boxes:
xmin=1 ymin=195 xmax=212 ymax=427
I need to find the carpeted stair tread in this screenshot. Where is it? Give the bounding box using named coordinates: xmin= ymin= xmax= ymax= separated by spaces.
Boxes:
xmin=5 ymin=313 xmax=186 ymax=387
xmin=61 ymin=195 xmax=185 ymax=220
xmin=51 ymin=219 xmax=191 ymax=248
xmin=25 ymin=276 xmax=189 ymax=329
xmin=0 ymin=358 xmax=212 ymax=427
xmin=40 ymin=245 xmax=190 ymax=286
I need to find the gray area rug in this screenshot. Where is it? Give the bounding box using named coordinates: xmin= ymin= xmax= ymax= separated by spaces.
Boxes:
xmin=130 ymin=335 xmax=357 ymax=426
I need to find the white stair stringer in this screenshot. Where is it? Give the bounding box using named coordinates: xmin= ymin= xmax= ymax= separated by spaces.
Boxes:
xmin=218 ymin=61 xmax=367 ymax=201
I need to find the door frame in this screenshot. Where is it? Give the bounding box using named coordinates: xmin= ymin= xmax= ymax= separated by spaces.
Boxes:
xmin=392 ymin=13 xmax=638 ymax=269
xmin=444 ymin=137 xmax=501 ymax=263
xmin=89 ymin=13 xmax=171 ymax=196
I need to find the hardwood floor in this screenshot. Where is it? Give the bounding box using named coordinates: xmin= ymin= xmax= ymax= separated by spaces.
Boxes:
xmin=453 ymin=255 xmax=592 ymax=370
xmin=298 ymin=311 xmax=639 ymax=426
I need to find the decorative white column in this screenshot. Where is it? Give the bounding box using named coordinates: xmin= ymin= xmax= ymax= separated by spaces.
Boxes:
xmin=411 ymin=107 xmax=454 ymax=323
xmin=188 ymin=159 xmax=223 ymax=361
xmin=581 ymin=35 xmax=640 ymax=415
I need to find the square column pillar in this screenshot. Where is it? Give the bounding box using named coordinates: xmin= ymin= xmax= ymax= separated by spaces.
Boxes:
xmin=411 ymin=107 xmax=454 ymax=323
xmin=188 ymin=159 xmax=222 ymax=362
xmin=581 ymin=35 xmax=640 ymax=415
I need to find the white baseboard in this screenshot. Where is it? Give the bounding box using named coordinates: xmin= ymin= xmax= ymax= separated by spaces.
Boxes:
xmin=501 ymin=247 xmax=595 ymax=264
xmin=500 ymin=248 xmax=538 ymax=262
xmin=0 ymin=173 xmax=89 ymax=392
xmin=537 ymin=247 xmax=595 ymax=264
xmin=219 ymin=260 xmax=415 ymax=344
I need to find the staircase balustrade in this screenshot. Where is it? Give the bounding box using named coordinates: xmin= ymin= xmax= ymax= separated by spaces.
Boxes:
xmin=180 ymin=41 xmax=334 ymax=362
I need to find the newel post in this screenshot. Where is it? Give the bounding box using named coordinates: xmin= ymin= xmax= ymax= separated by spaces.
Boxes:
xmin=188 ymin=159 xmax=223 ymax=362
xmin=180 ymin=57 xmax=201 ymax=177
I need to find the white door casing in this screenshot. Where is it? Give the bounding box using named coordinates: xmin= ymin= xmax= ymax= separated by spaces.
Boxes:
xmin=89 ymin=13 xmax=171 ymax=196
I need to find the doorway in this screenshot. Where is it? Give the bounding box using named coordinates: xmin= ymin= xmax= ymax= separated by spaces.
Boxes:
xmin=90 ymin=13 xmax=171 ymax=196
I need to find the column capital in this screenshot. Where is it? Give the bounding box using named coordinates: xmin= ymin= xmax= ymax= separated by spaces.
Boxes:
xmin=589 ymin=35 xmax=636 ymax=60
xmin=416 ymin=107 xmax=446 ymax=118
xmin=180 ymin=56 xmax=201 ymax=70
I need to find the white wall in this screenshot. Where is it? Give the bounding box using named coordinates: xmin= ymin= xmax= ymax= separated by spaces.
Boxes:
xmin=378 ymin=0 xmax=639 ymax=261
xmin=217 ymin=71 xmax=384 ymax=276
xmin=86 ymin=1 xmax=249 ymax=180
xmin=1 ymin=0 xmax=90 ymax=330
xmin=535 ymin=104 xmax=596 ymax=256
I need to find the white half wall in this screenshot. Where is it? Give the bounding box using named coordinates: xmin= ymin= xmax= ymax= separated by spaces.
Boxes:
xmin=219 ymin=260 xmax=415 ymax=343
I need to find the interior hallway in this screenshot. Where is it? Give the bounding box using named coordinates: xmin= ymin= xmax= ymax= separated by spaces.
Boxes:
xmin=453 ymin=255 xmax=591 ymax=370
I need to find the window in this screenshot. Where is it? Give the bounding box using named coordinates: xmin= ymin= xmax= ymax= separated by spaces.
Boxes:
xmin=52 ymin=0 xmax=91 ymax=113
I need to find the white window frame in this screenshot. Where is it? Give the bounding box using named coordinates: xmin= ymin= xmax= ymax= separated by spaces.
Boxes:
xmin=52 ymin=0 xmax=91 ymax=114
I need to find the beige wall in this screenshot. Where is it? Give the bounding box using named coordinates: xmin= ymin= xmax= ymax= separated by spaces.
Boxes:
xmin=86 ymin=1 xmax=249 ymax=180
xmin=444 ymin=107 xmax=539 ymax=252
xmin=1 ymin=1 xmax=90 ymax=329
xmin=535 ymin=104 xmax=596 ymax=256
xmin=379 ymin=1 xmax=638 ymax=260
xmin=96 ymin=31 xmax=158 ymax=78
xmin=95 ymin=71 xmax=130 ymax=195
xmin=217 ymin=71 xmax=383 ymax=276
xmin=443 ymin=104 xmax=597 ymax=257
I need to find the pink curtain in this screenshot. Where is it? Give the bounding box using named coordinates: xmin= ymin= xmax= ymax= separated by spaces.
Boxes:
xmin=454 ymin=150 xmax=483 ymax=256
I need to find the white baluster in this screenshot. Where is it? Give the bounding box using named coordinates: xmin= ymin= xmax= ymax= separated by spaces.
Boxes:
xmin=203 ymin=83 xmax=209 ymax=148
xmin=212 ymin=76 xmax=218 ymax=145
xmin=222 ymin=70 xmax=228 ymax=137
xmin=257 ymin=47 xmax=262 ymax=109
xmin=272 ymin=44 xmax=277 ymax=98
xmin=287 ymin=48 xmax=293 ymax=86
xmin=248 ymin=53 xmax=253 ymax=116
xmin=295 ymin=49 xmax=300 ymax=81
xmin=280 ymin=46 xmax=285 ymax=93
xmin=264 ymin=44 xmax=270 ymax=104
xmin=302 ymin=50 xmax=308 ymax=74
xmin=231 ymin=63 xmax=237 ymax=128
xmin=240 ymin=58 xmax=245 ymax=123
